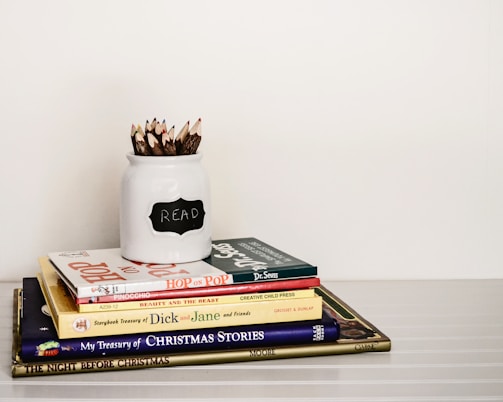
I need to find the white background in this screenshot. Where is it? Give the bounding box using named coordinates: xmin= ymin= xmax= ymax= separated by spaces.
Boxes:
xmin=1 ymin=0 xmax=501 ymax=281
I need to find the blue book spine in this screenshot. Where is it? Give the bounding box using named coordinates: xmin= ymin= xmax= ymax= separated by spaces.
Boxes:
xmin=21 ymin=278 xmax=339 ymax=362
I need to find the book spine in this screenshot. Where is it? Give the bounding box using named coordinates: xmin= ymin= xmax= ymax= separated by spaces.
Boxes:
xmin=78 ymin=288 xmax=316 ymax=312
xmin=71 ymin=269 xmax=318 ymax=298
xmin=21 ymin=312 xmax=339 ymax=362
xmin=53 ymin=297 xmax=323 ymax=339
xmin=72 ymin=272 xmax=235 ymax=298
xmin=74 ymin=277 xmax=322 ymax=304
xmin=12 ymin=340 xmax=391 ymax=377
xmin=230 ymin=267 xmax=318 ymax=285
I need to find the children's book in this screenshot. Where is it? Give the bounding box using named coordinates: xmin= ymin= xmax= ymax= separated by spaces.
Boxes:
xmin=47 ymin=238 xmax=317 ymax=298
xmin=12 ymin=282 xmax=392 ymax=377
xmin=72 ymin=277 xmax=321 ymax=305
xmin=17 ymin=278 xmax=340 ymax=362
xmin=38 ymin=261 xmax=322 ymax=339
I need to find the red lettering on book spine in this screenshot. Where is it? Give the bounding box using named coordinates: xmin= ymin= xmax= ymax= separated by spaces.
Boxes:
xmin=204 ymin=275 xmax=231 ymax=286
xmin=166 ymin=275 xmax=232 ymax=289
xmin=68 ymin=262 xmax=126 ymax=284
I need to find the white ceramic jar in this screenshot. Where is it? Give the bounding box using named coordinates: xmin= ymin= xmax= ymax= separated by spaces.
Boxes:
xmin=120 ymin=152 xmax=211 ymax=263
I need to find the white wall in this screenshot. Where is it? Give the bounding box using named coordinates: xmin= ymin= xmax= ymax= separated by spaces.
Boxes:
xmin=1 ymin=0 xmax=502 ymax=281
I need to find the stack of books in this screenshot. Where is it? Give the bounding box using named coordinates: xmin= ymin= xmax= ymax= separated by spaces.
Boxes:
xmin=11 ymin=237 xmax=391 ymax=377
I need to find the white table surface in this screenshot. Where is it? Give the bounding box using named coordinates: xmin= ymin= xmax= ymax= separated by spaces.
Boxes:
xmin=1 ymin=279 xmax=502 ymax=401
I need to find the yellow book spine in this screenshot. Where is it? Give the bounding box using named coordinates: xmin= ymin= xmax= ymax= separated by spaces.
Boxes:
xmin=77 ymin=288 xmax=316 ymax=313
xmin=54 ymin=295 xmax=322 ymax=339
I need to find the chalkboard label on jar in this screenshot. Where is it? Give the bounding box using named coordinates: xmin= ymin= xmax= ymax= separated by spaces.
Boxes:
xmin=149 ymin=199 xmax=206 ymax=234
